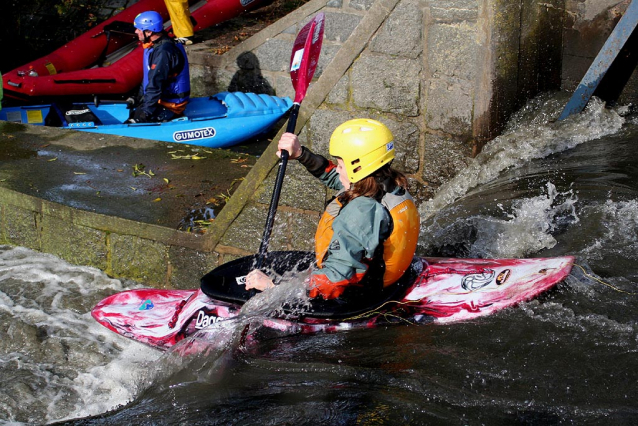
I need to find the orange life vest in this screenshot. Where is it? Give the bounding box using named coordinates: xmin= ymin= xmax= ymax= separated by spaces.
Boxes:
xmin=314 ymin=189 xmax=420 ymax=288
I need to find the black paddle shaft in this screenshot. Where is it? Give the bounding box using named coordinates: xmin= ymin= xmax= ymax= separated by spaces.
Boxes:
xmin=256 ymin=103 xmax=300 ymax=269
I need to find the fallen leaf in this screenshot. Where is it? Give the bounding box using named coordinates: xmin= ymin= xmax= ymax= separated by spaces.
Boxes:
xmin=48 ymin=157 xmax=57 ymax=162
xmin=74 ymin=172 xmax=87 ymax=175
xmin=153 ymin=198 xmax=162 ymax=202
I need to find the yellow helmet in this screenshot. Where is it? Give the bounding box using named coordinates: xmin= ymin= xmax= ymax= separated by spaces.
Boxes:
xmin=329 ymin=119 xmax=395 ymax=183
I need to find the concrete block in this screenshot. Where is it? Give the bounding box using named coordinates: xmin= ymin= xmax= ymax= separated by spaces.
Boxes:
xmin=421 ymin=133 xmax=472 ymax=186
xmin=370 ymin=0 xmax=423 ymax=59
xmin=110 ymin=234 xmax=168 ymax=286
xmin=307 ymin=109 xmax=354 ymax=154
xmin=2 ymin=205 xmax=40 ymax=251
xmin=40 ymin=215 xmax=108 ymax=271
xmin=383 ymin=119 xmax=420 ymax=174
xmin=324 ymin=11 xmax=363 ymax=42
xmin=259 ymin=161 xmax=328 ymax=212
xmin=220 ymin=204 xmax=269 ymax=253
xmin=227 ymin=54 xmax=277 ymax=95
xmin=428 ymin=22 xmax=478 ymax=81
xmin=275 ymin=74 xmax=296 ymax=100
xmin=168 ymin=245 xmax=219 ymax=289
xmin=430 ymin=0 xmax=479 ymax=22
xmin=189 ymin=64 xmax=218 ymax=97
xmin=255 ymin=38 xmax=293 ymax=73
xmin=425 ymin=77 xmax=473 ymax=136
xmin=316 ymin=44 xmax=342 ymax=78
xmin=326 ymin=74 xmax=350 ymax=106
xmin=351 ymin=54 xmax=421 ymax=116
xmin=350 ymin=0 xmax=376 ymax=11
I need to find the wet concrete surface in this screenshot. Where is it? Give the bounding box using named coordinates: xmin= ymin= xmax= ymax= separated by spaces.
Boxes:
xmin=0 ymin=121 xmax=272 ymax=232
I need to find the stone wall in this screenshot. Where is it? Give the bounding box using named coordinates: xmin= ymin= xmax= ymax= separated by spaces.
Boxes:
xmin=187 ymin=0 xmax=566 ymax=258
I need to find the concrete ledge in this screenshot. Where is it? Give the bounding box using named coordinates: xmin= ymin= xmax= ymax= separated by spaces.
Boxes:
xmin=0 ymin=186 xmax=215 ymax=288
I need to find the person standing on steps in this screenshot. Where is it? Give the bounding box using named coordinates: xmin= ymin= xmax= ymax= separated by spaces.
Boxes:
xmin=127 ymin=11 xmax=191 ymax=124
xmin=164 ymin=0 xmax=195 ymax=45
xmin=245 ymin=119 xmax=421 ymax=306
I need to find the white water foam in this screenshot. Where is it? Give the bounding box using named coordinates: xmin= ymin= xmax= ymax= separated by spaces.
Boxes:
xmin=419 ymin=96 xmax=624 ymax=221
xmin=577 ymin=199 xmax=638 ymax=262
xmin=0 ymin=246 xmax=161 ymax=424
xmin=420 ymin=182 xmax=579 ymax=259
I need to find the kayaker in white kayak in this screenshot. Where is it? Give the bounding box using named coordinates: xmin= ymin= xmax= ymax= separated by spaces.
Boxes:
xmin=127 ymin=11 xmax=190 ymax=123
xmin=246 ymin=119 xmax=421 ymax=302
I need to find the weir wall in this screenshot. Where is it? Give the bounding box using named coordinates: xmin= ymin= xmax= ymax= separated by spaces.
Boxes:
xmin=0 ymin=0 xmax=635 ymax=288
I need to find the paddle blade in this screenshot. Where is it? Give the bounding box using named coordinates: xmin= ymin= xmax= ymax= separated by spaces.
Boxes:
xmin=290 ymin=12 xmax=325 ymax=104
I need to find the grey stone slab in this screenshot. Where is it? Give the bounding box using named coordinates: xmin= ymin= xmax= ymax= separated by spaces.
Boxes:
xmin=259 ymin=162 xmax=328 ymax=212
xmin=370 ymin=0 xmax=423 ymax=59
xmin=168 ymin=245 xmax=219 ymax=289
xmin=289 ymin=211 xmax=321 ymax=251
xmin=255 ymin=38 xmax=294 ymax=73
xmin=351 ymin=54 xmax=421 ymax=116
xmin=428 ymin=22 xmax=478 ymax=81
xmin=429 ymin=0 xmax=479 ymax=22
xmin=324 ymin=11 xmax=363 ymax=42
xmin=421 ymin=132 xmax=472 ymax=186
xmin=350 ymin=0 xmax=376 ymax=11
xmin=220 ymin=204 xmax=269 ymax=253
xmin=40 ymin=215 xmax=108 ymax=271
xmin=384 ymin=119 xmax=420 ymax=174
xmin=315 ymin=44 xmax=342 ymax=78
xmin=275 ymin=74 xmax=296 ymax=100
xmin=326 ymin=74 xmax=350 ymax=105
xmin=111 ymin=234 xmax=168 ymax=286
xmin=2 ymin=205 xmax=40 ymax=251
xmin=425 ymin=77 xmax=473 ymax=136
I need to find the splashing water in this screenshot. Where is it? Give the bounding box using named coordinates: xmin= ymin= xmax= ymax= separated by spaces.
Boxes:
xmin=420 ymin=96 xmax=624 ymax=221
xmin=420 ymin=182 xmax=579 ymax=259
xmin=0 ymin=246 xmax=161 ymax=424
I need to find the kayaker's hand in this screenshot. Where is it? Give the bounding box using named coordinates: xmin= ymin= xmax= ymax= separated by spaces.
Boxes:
xmin=125 ymin=97 xmax=136 ymax=109
xmin=245 ymin=270 xmax=275 ymax=292
xmin=277 ymin=132 xmax=302 ymax=159
xmin=133 ymin=108 xmax=149 ymax=123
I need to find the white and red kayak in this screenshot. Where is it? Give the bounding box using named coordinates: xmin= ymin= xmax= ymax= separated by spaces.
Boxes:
xmin=92 ymin=252 xmax=574 ymax=349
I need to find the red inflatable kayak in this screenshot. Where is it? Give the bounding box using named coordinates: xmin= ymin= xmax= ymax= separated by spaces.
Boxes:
xmin=92 ymin=251 xmax=574 ymax=350
xmin=3 ymin=0 xmax=270 ymax=100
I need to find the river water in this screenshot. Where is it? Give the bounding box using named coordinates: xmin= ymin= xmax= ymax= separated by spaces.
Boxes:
xmin=1 ymin=93 xmax=637 ymax=424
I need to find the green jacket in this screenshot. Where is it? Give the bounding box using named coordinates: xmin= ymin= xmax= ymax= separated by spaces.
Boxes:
xmin=297 ymin=146 xmax=392 ymax=297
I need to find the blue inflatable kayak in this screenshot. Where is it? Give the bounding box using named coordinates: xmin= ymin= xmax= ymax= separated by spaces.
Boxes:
xmin=0 ymin=92 xmax=292 ymax=148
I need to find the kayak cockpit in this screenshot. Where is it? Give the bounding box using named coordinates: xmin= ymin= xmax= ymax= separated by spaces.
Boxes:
xmin=200 ymin=251 xmax=425 ymax=320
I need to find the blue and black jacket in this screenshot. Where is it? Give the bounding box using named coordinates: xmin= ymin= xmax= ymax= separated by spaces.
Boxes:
xmin=139 ymin=34 xmax=190 ymax=117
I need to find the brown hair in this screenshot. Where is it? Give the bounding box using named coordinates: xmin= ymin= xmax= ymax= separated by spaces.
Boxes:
xmin=338 ymin=165 xmax=408 ymax=204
